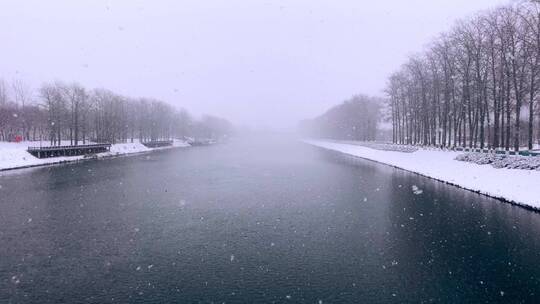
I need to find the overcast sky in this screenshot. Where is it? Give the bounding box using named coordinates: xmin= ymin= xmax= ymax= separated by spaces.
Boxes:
xmin=0 ymin=0 xmax=508 ymax=129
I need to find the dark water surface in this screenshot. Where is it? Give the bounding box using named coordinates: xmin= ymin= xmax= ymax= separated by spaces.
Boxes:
xmin=1 ymin=138 xmax=540 ymax=303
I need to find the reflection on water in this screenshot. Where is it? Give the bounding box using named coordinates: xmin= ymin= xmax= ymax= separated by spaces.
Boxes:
xmin=1 ymin=137 xmax=540 ymax=303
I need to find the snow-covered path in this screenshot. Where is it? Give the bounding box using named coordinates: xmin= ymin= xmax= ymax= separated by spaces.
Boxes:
xmin=0 ymin=139 xmax=191 ymax=171
xmin=305 ymin=139 xmax=540 ymax=210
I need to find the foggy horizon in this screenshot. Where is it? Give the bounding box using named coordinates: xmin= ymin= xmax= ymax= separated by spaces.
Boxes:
xmin=1 ymin=0 xmax=507 ymax=129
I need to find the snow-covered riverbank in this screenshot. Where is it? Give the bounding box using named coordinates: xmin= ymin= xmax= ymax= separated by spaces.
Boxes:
xmin=0 ymin=139 xmax=191 ymax=171
xmin=305 ymin=139 xmax=540 ymax=210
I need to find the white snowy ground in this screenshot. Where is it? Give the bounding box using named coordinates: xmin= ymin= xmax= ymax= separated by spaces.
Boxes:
xmin=0 ymin=139 xmax=191 ymax=171
xmin=305 ymin=139 xmax=540 ymax=210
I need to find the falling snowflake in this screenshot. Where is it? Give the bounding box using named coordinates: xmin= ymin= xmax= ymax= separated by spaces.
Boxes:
xmin=411 ymin=185 xmax=423 ymax=195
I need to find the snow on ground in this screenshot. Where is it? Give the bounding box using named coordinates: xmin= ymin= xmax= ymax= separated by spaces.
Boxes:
xmin=0 ymin=139 xmax=191 ymax=171
xmin=338 ymin=140 xmax=418 ymax=153
xmin=305 ymin=139 xmax=540 ymax=210
xmin=108 ymin=141 xmax=152 ymax=155
xmin=0 ymin=147 xmax=76 ymax=170
xmin=173 ymin=139 xmax=191 ymax=148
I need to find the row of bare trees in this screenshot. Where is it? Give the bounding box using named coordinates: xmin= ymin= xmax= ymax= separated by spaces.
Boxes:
xmin=299 ymin=95 xmax=382 ymax=141
xmin=387 ymin=1 xmax=540 ymax=151
xmin=0 ymin=79 xmax=233 ymax=145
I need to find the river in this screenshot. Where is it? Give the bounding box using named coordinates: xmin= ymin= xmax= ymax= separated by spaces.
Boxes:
xmin=1 ymin=137 xmax=540 ymax=303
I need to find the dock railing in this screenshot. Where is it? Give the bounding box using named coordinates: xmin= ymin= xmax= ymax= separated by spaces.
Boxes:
xmin=27 ymin=143 xmax=111 ymax=158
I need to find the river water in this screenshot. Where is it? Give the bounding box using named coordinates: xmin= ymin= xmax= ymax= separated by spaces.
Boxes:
xmin=1 ymin=137 xmax=540 ymax=303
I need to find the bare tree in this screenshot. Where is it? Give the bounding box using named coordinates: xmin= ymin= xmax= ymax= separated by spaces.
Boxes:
xmin=301 ymin=95 xmax=382 ymax=141
xmin=2 ymin=80 xmax=230 ymax=145
xmin=387 ymin=1 xmax=540 ymax=151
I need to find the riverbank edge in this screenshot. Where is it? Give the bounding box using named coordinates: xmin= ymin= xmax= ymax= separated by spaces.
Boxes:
xmin=0 ymin=144 xmax=190 ymax=173
xmin=305 ymin=140 xmax=540 ymax=213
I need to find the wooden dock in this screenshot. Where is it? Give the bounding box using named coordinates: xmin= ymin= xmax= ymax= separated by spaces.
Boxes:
xmin=27 ymin=143 xmax=111 ymax=158
xmin=188 ymin=139 xmax=216 ymax=146
xmin=141 ymin=140 xmax=173 ymax=148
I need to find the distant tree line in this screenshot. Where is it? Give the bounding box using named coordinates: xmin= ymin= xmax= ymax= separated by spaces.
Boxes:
xmin=300 ymin=95 xmax=382 ymax=141
xmin=0 ymin=79 xmax=233 ymax=145
xmin=387 ymin=1 xmax=540 ymax=150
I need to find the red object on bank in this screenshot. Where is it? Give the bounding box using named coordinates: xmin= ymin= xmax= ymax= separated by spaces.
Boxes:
xmin=14 ymin=135 xmax=22 ymax=143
